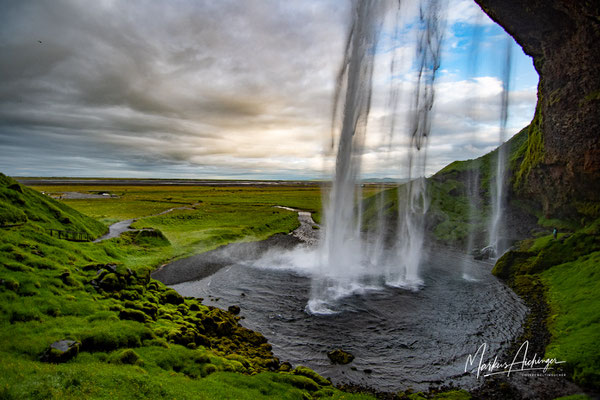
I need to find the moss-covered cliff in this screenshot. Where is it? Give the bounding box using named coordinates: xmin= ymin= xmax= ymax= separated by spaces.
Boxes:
xmin=474 ymin=0 xmax=600 ymax=222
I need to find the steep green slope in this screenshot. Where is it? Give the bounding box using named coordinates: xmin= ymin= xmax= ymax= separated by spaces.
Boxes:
xmin=0 ymin=174 xmax=107 ymax=237
xmin=362 ymin=126 xmax=530 ymax=248
xmin=493 ymin=221 xmax=600 ymax=388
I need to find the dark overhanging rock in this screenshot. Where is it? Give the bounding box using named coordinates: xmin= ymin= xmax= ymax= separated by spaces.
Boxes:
xmin=474 ymin=0 xmax=600 ymax=220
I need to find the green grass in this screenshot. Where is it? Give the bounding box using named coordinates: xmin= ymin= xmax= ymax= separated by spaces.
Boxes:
xmin=5 ymin=169 xmax=598 ymax=397
xmin=28 ymin=183 xmax=386 ymax=268
xmin=30 ymin=184 xmax=325 ymax=224
xmin=492 ymin=219 xmax=600 ymax=389
xmin=542 ymin=251 xmax=600 ymax=387
xmin=26 ymin=184 xmax=324 ymax=268
xmin=0 ymin=174 xmax=383 ymax=399
xmin=0 ymin=175 xmax=106 ymax=237
xmin=0 ymin=353 xmax=374 ymax=399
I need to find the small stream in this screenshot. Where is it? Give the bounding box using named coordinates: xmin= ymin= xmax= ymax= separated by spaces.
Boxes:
xmin=94 ymin=203 xmax=200 ymax=242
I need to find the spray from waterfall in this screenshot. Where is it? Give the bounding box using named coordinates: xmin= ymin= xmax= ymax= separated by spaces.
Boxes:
xmin=391 ymin=0 xmax=445 ymax=288
xmin=308 ymin=0 xmax=385 ymax=314
xmin=462 ymin=15 xmax=483 ymax=280
xmin=308 ymin=0 xmax=447 ymax=314
xmin=488 ymin=37 xmax=512 ymax=256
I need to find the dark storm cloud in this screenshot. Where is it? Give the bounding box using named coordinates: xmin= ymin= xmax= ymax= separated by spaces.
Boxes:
xmin=0 ymin=0 xmax=349 ymax=177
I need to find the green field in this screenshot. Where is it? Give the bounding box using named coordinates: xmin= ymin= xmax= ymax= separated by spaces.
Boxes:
xmin=30 ymin=184 xmax=325 ymax=268
xmin=1 ymin=175 xmax=396 ymax=399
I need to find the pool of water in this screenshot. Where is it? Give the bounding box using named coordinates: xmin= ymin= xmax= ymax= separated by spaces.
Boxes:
xmin=171 ymin=247 xmax=526 ymax=392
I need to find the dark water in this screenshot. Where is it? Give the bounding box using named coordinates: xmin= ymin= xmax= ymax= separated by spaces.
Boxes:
xmin=171 ymin=248 xmax=526 ymax=392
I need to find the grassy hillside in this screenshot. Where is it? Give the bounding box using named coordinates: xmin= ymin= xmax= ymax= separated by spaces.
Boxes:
xmin=0 ymin=174 xmax=378 ymax=399
xmin=361 ymin=126 xmax=530 ymax=248
xmin=492 ymin=220 xmax=600 ymax=388
xmin=0 ymin=174 xmax=107 ymax=238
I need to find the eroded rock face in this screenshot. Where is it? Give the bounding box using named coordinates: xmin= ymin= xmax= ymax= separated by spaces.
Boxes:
xmin=475 ymin=0 xmax=600 ymax=218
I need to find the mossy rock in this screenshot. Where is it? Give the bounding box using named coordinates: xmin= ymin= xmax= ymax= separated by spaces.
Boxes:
xmin=432 ymin=389 xmax=471 ymax=399
xmin=98 ymin=273 xmax=122 ymax=291
xmin=201 ymin=363 xmax=217 ymax=377
xmin=176 ymin=303 xmax=189 ymax=315
xmin=492 ymin=251 xmax=535 ymax=279
xmin=279 ymin=361 xmax=293 ymax=372
xmin=40 ymin=340 xmax=80 ymax=363
xmin=227 ymin=305 xmax=241 ymax=315
xmin=132 ymin=229 xmax=170 ymax=247
xmin=161 ymin=289 xmax=184 ymax=305
xmin=119 ymin=308 xmax=149 ymax=323
xmin=225 ymin=353 xmax=251 ymax=368
xmin=109 ymin=349 xmax=143 ymax=365
xmin=327 ymin=348 xmax=355 ymax=365
xmin=293 ymin=366 xmax=331 ymax=386
xmin=272 ymin=373 xmax=320 ymax=392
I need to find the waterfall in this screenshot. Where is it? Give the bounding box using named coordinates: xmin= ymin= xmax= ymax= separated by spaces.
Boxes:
xmin=308 ymin=0 xmax=384 ymax=315
xmin=488 ymin=37 xmax=512 ymax=257
xmin=389 ymin=0 xmax=444 ymax=288
xmin=463 ymin=14 xmax=483 ymax=279
xmin=308 ymin=0 xmax=446 ymax=314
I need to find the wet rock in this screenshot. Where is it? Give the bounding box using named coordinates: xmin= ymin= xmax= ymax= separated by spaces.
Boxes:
xmin=41 ymin=340 xmax=80 ymax=363
xmin=228 ymin=305 xmax=241 ymax=315
xmin=474 ymin=246 xmax=495 ymax=260
xmin=327 ymin=348 xmax=355 ymax=365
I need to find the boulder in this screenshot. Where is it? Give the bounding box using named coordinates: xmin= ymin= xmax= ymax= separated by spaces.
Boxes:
xmin=227 ymin=305 xmax=241 ymax=315
xmin=327 ymin=348 xmax=355 ymax=365
xmin=41 ymin=340 xmax=80 ymax=363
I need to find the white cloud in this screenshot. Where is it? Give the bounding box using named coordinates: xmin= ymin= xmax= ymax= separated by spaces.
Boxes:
xmin=0 ymin=0 xmax=538 ymax=180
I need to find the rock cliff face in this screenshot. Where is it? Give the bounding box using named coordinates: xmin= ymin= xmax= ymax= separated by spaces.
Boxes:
xmin=475 ymin=0 xmax=600 ymax=220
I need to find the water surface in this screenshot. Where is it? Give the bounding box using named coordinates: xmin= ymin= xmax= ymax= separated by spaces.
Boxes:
xmin=172 ymin=248 xmax=526 ymax=392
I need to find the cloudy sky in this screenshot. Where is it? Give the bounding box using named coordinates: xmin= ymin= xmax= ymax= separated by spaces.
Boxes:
xmin=0 ymin=0 xmax=538 ymax=180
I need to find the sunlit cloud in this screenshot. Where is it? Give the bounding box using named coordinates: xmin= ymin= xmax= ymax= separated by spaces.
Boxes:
xmin=0 ymin=0 xmax=537 ymax=180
